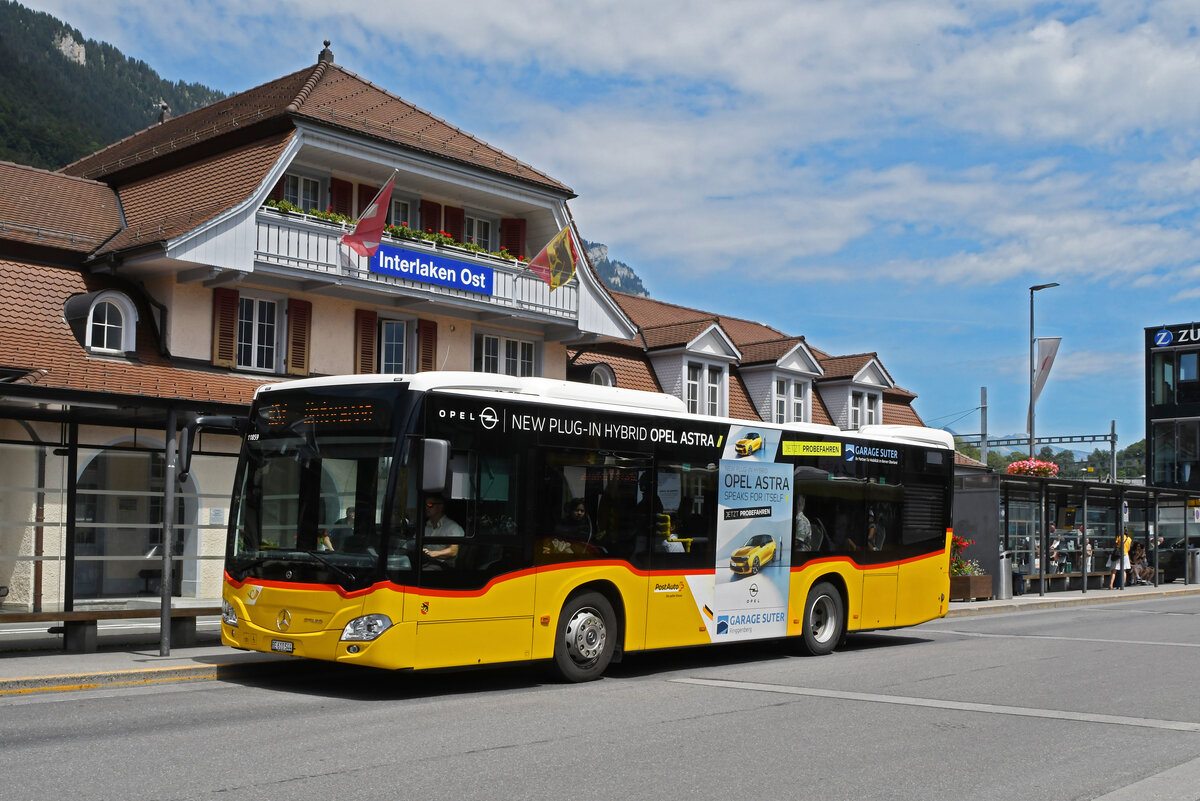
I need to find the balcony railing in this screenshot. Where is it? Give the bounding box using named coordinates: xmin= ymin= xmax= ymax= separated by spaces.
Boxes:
xmin=254 ymin=207 xmax=577 ymax=320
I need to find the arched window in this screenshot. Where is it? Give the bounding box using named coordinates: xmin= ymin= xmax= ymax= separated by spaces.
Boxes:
xmin=589 ymin=364 xmax=616 ymax=387
xmin=86 ymin=292 xmax=138 ymax=353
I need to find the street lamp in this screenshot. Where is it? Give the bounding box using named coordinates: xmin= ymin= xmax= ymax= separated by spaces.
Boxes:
xmin=1029 ymin=282 xmax=1059 ymax=460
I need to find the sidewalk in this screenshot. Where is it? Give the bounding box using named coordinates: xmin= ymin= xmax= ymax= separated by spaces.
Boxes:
xmin=2 ymin=581 xmax=1198 ymax=695
xmin=944 ymin=578 xmax=1200 ymax=617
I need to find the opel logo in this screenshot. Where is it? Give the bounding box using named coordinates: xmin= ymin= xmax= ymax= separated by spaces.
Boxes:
xmin=480 ymin=406 xmax=499 ymax=430
xmin=276 ymin=609 xmax=292 ymax=632
xmin=748 ymin=583 xmax=759 ymax=598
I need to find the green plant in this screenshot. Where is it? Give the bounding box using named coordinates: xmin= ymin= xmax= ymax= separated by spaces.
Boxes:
xmin=268 ymin=202 xmax=529 ymax=262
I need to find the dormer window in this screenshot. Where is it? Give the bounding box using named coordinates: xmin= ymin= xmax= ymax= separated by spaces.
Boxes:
xmin=86 ymin=292 xmax=137 ymax=354
xmin=774 ymin=378 xmax=807 ymax=424
xmin=850 ymin=391 xmax=880 ymax=429
xmin=686 ymin=361 xmax=725 ymax=416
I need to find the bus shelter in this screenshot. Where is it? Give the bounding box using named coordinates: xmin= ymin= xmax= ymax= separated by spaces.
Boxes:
xmin=954 ymin=473 xmax=1200 ymax=597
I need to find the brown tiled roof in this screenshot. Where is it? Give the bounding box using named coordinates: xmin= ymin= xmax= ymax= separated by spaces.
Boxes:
xmin=96 ymin=132 xmax=293 ymax=256
xmin=808 ymin=389 xmax=835 ymax=426
xmin=0 ymin=162 xmax=121 ymax=253
xmin=62 ymin=58 xmax=570 ymax=194
xmin=738 ymin=337 xmax=804 ymax=366
xmin=581 ymin=292 xmax=924 ymax=430
xmin=571 ymin=348 xmax=662 ymax=394
xmin=955 ymin=450 xmax=988 ymax=469
xmin=641 ymin=320 xmax=718 ymax=350
xmin=728 ymin=374 xmax=762 ymax=422
xmin=818 ymin=352 xmax=895 ymax=387
xmin=0 ymin=259 xmax=269 ymax=404
xmin=611 ymin=291 xmax=786 ymax=347
xmin=881 ymin=402 xmax=924 ymax=427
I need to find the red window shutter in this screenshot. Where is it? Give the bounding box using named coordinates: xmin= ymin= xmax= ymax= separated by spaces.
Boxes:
xmin=417 ymin=319 xmax=437 ymax=372
xmin=269 ymin=176 xmax=285 ymax=202
xmin=355 ymin=309 xmax=378 ymax=375
xmin=419 ymin=200 xmax=441 ymax=235
xmin=443 ymin=206 xmax=465 ymax=243
xmin=357 ymin=184 xmax=376 ymax=219
xmin=500 ymin=218 xmax=526 ymax=258
xmin=330 ymin=178 xmax=353 ymax=216
xmin=211 ymin=288 xmax=239 ymax=368
xmin=286 ymin=299 xmax=312 ymax=376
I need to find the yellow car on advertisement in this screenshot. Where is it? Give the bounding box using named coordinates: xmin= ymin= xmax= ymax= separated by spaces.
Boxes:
xmin=735 ymin=432 xmax=763 ymax=456
xmin=729 ymin=534 xmax=776 ymax=574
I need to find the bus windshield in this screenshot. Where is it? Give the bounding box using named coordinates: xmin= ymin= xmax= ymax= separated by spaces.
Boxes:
xmin=226 ymin=384 xmax=414 ymax=590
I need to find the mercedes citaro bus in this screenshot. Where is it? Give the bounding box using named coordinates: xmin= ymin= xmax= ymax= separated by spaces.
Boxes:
xmin=188 ymin=372 xmax=954 ymax=681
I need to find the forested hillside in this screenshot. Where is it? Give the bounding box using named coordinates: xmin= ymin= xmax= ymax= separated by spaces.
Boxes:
xmin=0 ymin=0 xmax=224 ymax=169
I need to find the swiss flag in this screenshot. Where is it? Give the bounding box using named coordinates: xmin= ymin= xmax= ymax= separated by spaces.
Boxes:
xmin=342 ymin=174 xmax=395 ymax=258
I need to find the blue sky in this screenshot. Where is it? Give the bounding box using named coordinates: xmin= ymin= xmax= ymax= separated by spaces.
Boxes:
xmin=27 ymin=0 xmax=1200 ymax=450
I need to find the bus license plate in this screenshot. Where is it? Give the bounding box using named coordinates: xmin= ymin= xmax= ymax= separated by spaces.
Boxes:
xmin=270 ymin=639 xmax=294 ymax=654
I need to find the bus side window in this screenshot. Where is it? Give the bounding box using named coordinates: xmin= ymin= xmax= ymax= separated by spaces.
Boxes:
xmin=422 ymin=448 xmax=527 ymax=588
xmin=649 ymin=462 xmax=715 ymax=570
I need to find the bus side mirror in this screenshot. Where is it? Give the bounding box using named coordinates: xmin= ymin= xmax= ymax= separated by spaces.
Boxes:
xmin=179 ymin=415 xmax=246 ymax=482
xmin=422 ymin=439 xmax=451 ymax=494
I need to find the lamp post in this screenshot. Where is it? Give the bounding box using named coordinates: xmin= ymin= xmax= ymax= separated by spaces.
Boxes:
xmin=1029 ymin=282 xmax=1058 ymax=596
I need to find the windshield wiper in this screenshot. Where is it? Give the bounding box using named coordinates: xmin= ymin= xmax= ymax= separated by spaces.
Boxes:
xmin=304 ymin=550 xmax=358 ymax=585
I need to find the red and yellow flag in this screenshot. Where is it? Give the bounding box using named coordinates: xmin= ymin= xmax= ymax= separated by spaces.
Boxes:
xmin=526 ymin=226 xmax=577 ymax=290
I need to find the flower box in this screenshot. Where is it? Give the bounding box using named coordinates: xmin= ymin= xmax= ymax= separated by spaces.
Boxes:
xmin=949 ymin=574 xmax=992 ymax=601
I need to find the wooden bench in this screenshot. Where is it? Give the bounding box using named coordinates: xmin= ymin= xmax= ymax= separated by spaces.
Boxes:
xmin=0 ymin=606 xmax=220 ymax=652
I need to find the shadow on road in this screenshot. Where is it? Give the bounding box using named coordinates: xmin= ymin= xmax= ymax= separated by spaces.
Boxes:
xmin=211 ymin=629 xmax=935 ymax=700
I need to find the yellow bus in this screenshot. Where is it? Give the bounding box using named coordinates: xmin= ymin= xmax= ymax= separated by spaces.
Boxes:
xmin=201 ymin=372 xmax=954 ymax=681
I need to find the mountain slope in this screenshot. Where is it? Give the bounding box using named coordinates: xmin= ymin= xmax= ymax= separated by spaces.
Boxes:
xmin=0 ymin=0 xmax=225 ymax=169
xmin=583 ymin=239 xmax=649 ymax=297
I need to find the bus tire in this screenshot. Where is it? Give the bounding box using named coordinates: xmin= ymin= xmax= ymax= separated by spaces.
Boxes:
xmin=552 ymin=591 xmax=616 ymax=682
xmin=800 ymin=581 xmax=843 ymax=656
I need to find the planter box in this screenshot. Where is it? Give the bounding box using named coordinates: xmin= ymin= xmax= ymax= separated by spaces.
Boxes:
xmin=949 ymin=574 xmax=992 ymax=601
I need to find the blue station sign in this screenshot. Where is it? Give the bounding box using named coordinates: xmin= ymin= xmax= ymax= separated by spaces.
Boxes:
xmin=369 ymin=243 xmax=494 ymax=296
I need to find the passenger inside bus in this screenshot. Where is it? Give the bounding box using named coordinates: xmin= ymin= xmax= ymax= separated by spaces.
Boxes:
xmin=555 ymin=498 xmax=593 ymax=542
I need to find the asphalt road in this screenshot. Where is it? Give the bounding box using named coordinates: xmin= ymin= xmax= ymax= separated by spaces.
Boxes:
xmin=3 ymin=595 xmax=1199 ymax=801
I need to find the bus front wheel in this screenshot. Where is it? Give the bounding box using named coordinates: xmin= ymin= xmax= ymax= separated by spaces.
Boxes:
xmin=801 ymin=581 xmax=843 ymax=656
xmin=553 ymin=591 xmax=616 ymax=682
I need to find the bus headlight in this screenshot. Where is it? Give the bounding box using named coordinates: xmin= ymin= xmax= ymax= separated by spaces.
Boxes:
xmin=341 ymin=614 xmax=392 ymax=641
xmin=221 ymin=599 xmax=238 ymax=627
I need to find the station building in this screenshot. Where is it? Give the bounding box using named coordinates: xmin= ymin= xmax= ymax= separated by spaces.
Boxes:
xmin=0 ymin=43 xmax=931 ymax=615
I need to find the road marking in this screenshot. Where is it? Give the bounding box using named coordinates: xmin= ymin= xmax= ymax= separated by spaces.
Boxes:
xmin=1092 ymin=753 xmax=1200 ymax=801
xmin=937 ymin=629 xmax=1200 ymax=648
xmin=672 ymin=677 xmax=1200 ymax=732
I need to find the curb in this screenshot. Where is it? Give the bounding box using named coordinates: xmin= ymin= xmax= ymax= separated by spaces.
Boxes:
xmin=0 ymin=657 xmax=287 ymax=696
xmin=945 ymin=585 xmax=1200 ymax=618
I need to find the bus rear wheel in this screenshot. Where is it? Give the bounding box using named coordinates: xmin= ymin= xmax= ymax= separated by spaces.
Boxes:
xmin=552 ymin=591 xmax=616 ymax=682
xmin=800 ymin=581 xmax=843 ymax=656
